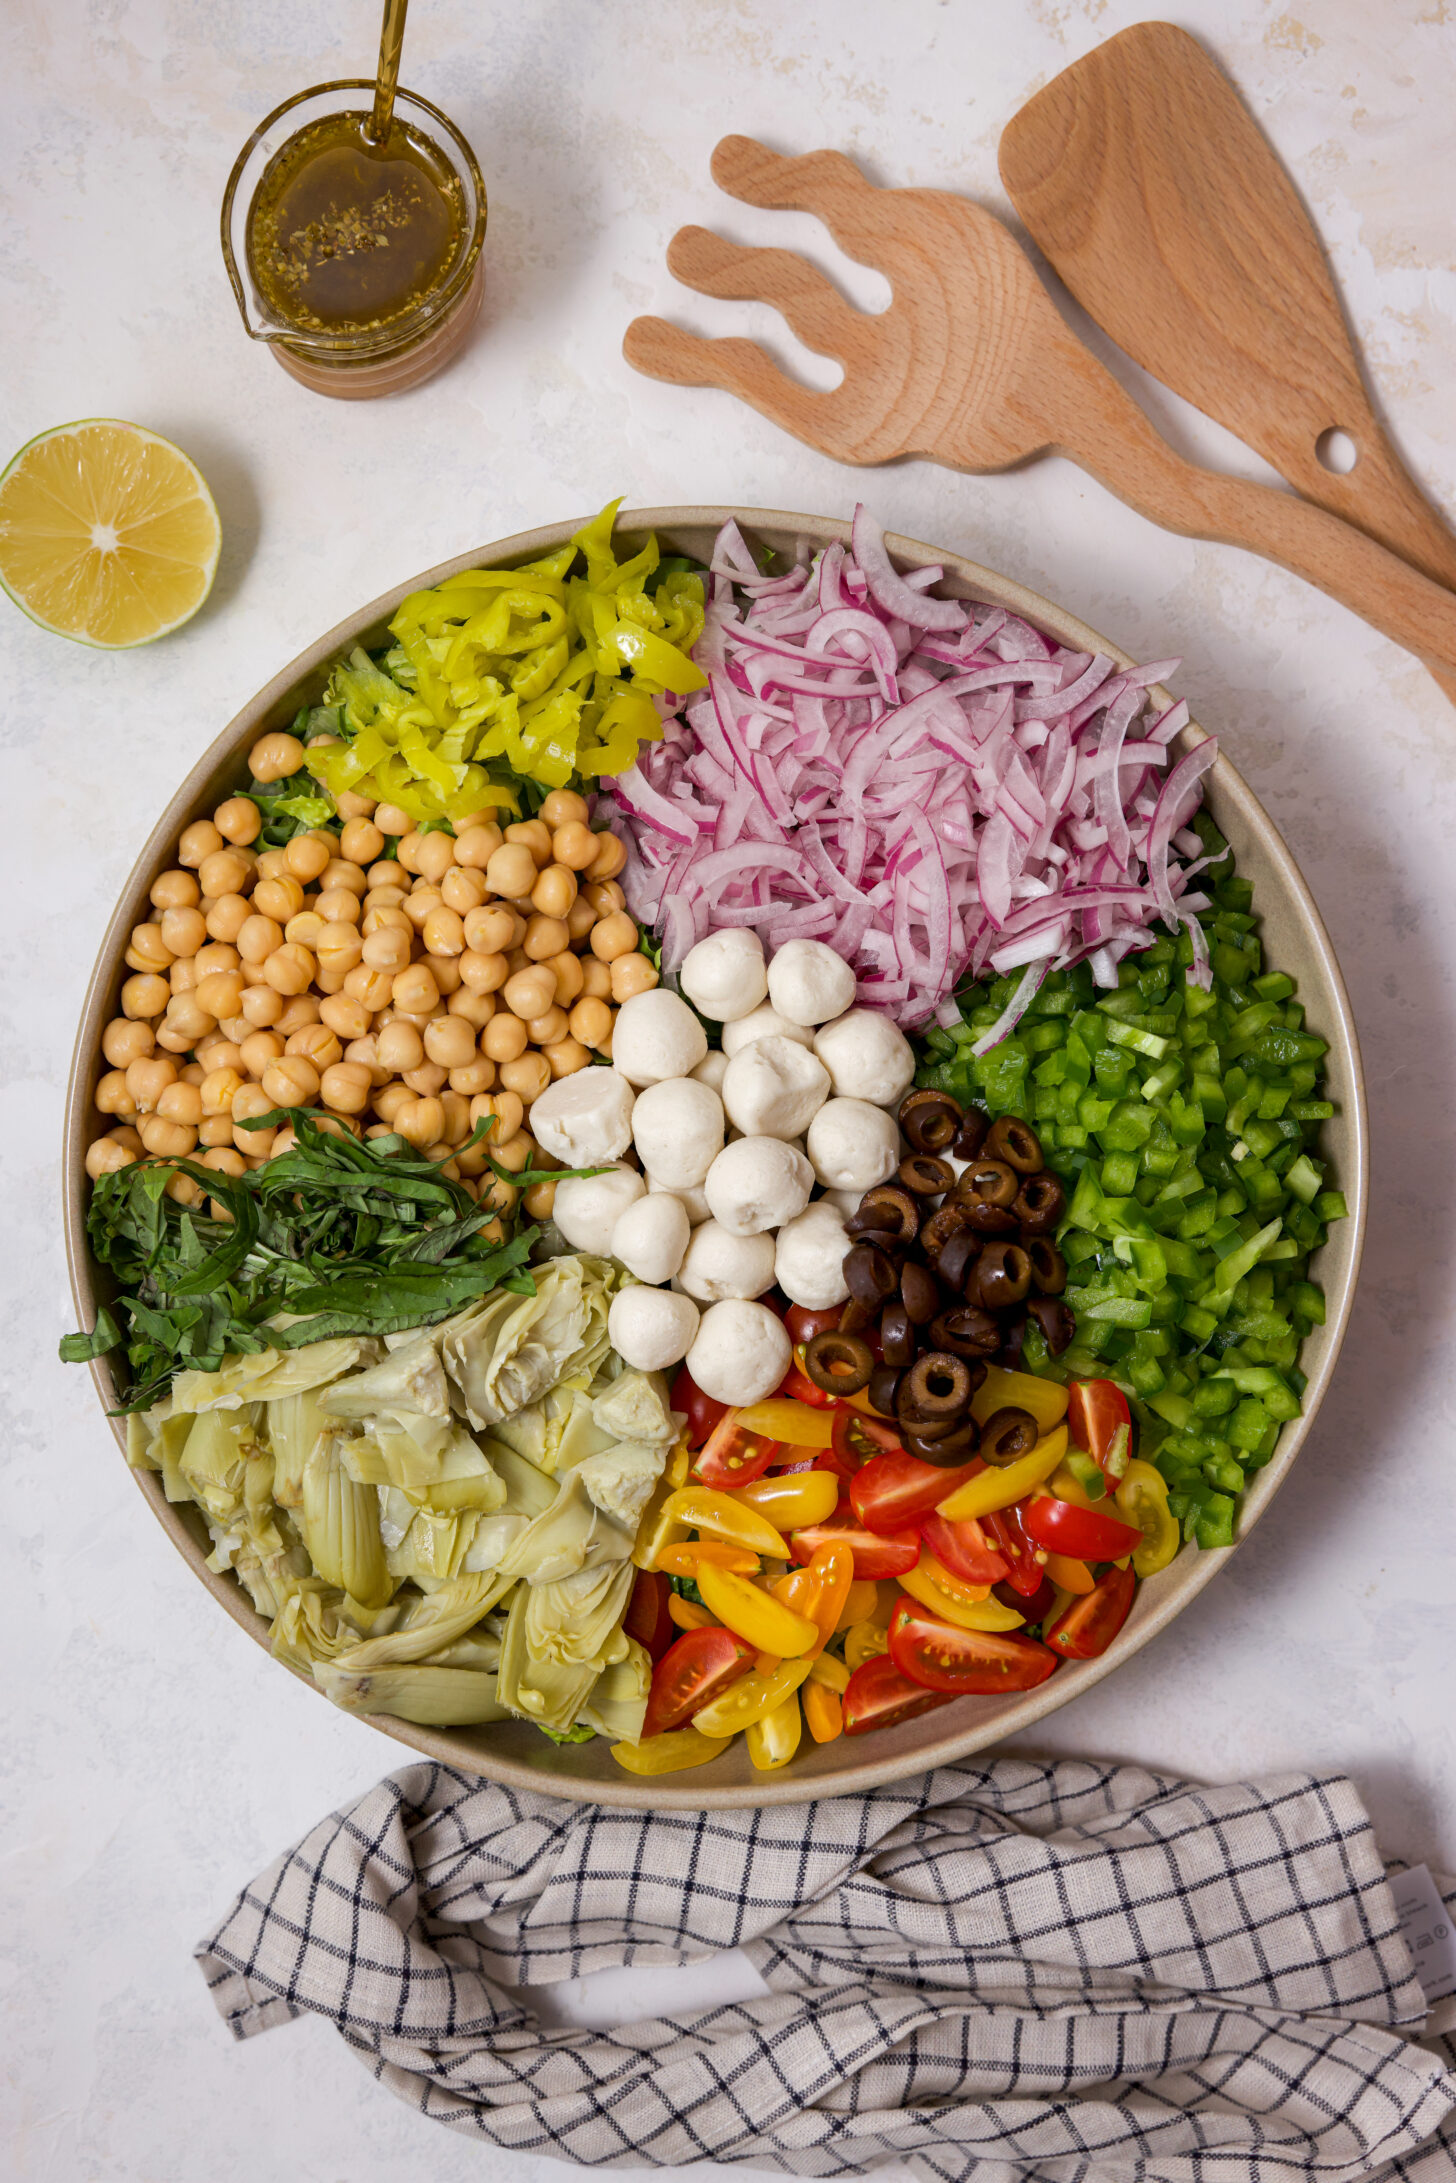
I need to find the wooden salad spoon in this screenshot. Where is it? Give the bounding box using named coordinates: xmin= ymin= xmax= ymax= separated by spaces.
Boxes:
xmin=999 ymin=19 xmax=1456 ymax=705
xmin=623 ymin=135 xmax=1456 ymax=681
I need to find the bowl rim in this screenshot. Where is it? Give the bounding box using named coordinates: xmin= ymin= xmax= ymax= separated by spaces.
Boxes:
xmin=63 ymin=505 xmax=1368 ymax=1807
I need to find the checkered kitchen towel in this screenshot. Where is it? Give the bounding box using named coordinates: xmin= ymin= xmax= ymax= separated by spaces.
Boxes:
xmin=197 ymin=1757 xmax=1456 ymax=2181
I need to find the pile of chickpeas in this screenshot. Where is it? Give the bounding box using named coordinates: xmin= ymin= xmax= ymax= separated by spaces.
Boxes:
xmin=85 ymin=725 xmax=656 ymax=1233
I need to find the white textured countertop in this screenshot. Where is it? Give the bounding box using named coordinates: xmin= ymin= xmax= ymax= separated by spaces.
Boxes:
xmin=3 ymin=2 xmax=1454 ymax=2177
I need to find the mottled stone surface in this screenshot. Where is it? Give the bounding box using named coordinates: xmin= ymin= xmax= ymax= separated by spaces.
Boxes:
xmin=2 ymin=2 xmax=1452 ymax=2176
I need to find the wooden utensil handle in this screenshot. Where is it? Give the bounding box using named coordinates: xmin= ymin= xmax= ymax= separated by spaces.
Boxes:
xmin=1050 ymin=355 xmax=1456 ymax=680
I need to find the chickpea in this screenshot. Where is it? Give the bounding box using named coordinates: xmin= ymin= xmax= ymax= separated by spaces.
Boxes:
xmin=261 ymin=1056 xmax=319 ymax=1108
xmin=540 ymin=788 xmax=591 ymax=829
xmin=401 ymin=887 xmax=440 ymax=935
xmin=157 ymin=1080 xmax=204 ymax=1128
xmin=275 ymin=995 xmax=320 ymax=1036
xmin=335 ymin=788 xmax=377 ymax=821
xmin=402 ymin=1061 xmax=449 ymax=1099
xmin=441 ymin=866 xmax=488 ymax=915
xmin=202 ymin=1065 xmax=246 ymax=1114
xmin=586 ymin=830 xmax=627 ymax=881
xmin=320 ymin=858 xmax=368 ymax=897
xmin=423 ymin=1144 xmax=463 ymax=1179
xmin=448 ymin=1055 xmax=496 ymax=1096
xmin=462 ymin=904 xmax=517 ymax=956
xmin=376 ymin=1019 xmax=425 ymax=1073
xmin=283 ymin=833 xmax=332 ymax=883
xmin=551 ymin=821 xmax=599 ymax=873
xmin=218 ymin=1013 xmax=252 ymax=1046
xmin=164 ymin=993 xmax=214 ymax=1043
xmin=419 ymin=905 xmax=463 ymax=959
xmin=363 ymin=903 xmax=413 ymax=940
xmin=361 ymin=925 xmax=411 ymax=975
xmin=123 ymin=1054 xmax=174 ymax=1114
xmin=530 ymin=863 xmax=578 ymax=920
xmin=285 ymin=910 xmax=324 ymax=951
xmin=253 ymin=874 xmax=306 ymax=924
xmin=179 ymin=819 xmax=224 ymax=868
xmin=611 ymin=953 xmax=659 ymax=1002
xmin=319 ymin=992 xmax=371 ymax=1042
xmin=590 ymin=911 xmax=639 ymax=963
xmin=417 ymin=832 xmax=458 ymax=886
xmin=248 ymin=730 xmax=304 ymax=782
xmin=103 ymin=1017 xmax=154 ymax=1069
xmin=499 ymin=1052 xmax=552 ymax=1103
xmin=523 ymin=914 xmax=570 ymax=962
xmin=126 ymin=923 xmax=173 ymax=974
xmin=268 ymin=1125 xmax=298 ymax=1161
xmin=343 ymin=1034 xmax=388 ymax=1085
xmin=237 ymin=913 xmax=283 ymax=966
xmin=106 ymin=1124 xmax=145 ymax=1156
xmin=418 ymin=1015 xmax=473 ymax=1070
xmin=169 ymin=957 xmax=199 ymax=996
xmin=544 ymin=1037 xmax=593 ymax=1080
xmin=393 ymin=1095 xmax=444 ymax=1148
xmin=315 ymin=887 xmax=360 ymax=926
xmin=438 ymin=1090 xmax=472 ymax=1144
xmin=505 ymin=818 xmax=554 ymax=869
xmin=565 ymin=898 xmax=598 ymax=947
xmin=469 ymin=1089 xmax=525 ymax=1141
xmin=151 ymin=868 xmax=201 ymax=912
xmin=483 ymin=844 xmax=536 ymax=899
xmin=499 ymin=964 xmax=552 ymax=1021
xmin=319 ymin=1061 xmax=372 ymax=1115
xmin=432 ymin=954 xmax=462 ymax=996
xmin=239 ymin=983 xmax=285 ymax=1028
xmin=198 ymin=847 xmax=255 ymax=900
xmin=286 ymin=1023 xmax=342 ymax=1072
xmin=138 ymin=1114 xmax=198 ymax=1159
xmin=87 ymin=1136 xmax=138 ymax=1181
xmin=525 ymin=1004 xmax=569 ymax=1046
xmin=195 ymin=941 xmax=242 ymax=978
xmin=391 ymin=962 xmax=441 ymax=1016
xmin=205 ymin=892 xmax=251 ymax=944
xmin=199 ymin=1114 xmax=235 ymax=1148
xmin=163 ymin=1167 xmax=205 ymax=1208
xmin=451 ymin=823 xmax=503 ymax=870
xmin=568 ymin=996 xmax=614 ymax=1049
xmin=158 ymin=905 xmax=207 ymax=961
xmin=96 ymin=1070 xmax=136 ymax=1119
xmin=482 ymin=1012 xmax=529 ymax=1065
xmin=372 ymin=1082 xmax=414 ymax=1127
xmin=582 ymin=879 xmax=626 ymax=918
xmin=374 ymin=802 xmax=412 ymax=838
xmin=339 ymin=817 xmax=385 ymax=866
xmin=213 ymin=796 xmax=262 ymax=846
xmin=316 ymin=921 xmax=364 ymax=976
xmin=179 ymin=1060 xmax=207 ymax=1086
xmin=448 ymin=987 xmax=496 ymax=1028
xmin=263 ymin=943 xmax=316 ymax=996
xmin=345 ymin=963 xmax=396 ymax=1012
xmin=366 ymin=859 xmax=407 ymax=892
xmin=196 ymin=969 xmax=245 ymax=1022
xmin=255 ymin=848 xmax=289 ymax=883
xmin=523 ymin=1177 xmax=558 ymax=1219
xmin=487 ymin=1124 xmax=531 ymax=1177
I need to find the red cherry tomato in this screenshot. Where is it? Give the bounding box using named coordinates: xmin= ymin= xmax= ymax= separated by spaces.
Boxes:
xmin=850 ymin=1451 xmax=982 ymax=1536
xmin=1045 ymin=1562 xmax=1137 ymax=1659
xmin=790 ymin=1504 xmax=920 ymax=1580
xmin=843 ymin=1652 xmax=957 ymax=1736
xmin=982 ymin=1504 xmax=1048 ymax=1597
xmin=817 ymin=1407 xmax=904 ymax=1487
xmin=671 ymin=1365 xmax=728 ymax=1451
xmin=887 ymin=1599 xmax=1059 ymax=1695
xmin=641 ymin=1626 xmax=757 ymax=1736
xmin=1019 ymin=1495 xmax=1142 ymax=1561
xmin=1066 ymin=1378 xmax=1132 ymax=1469
xmin=623 ymin=1570 xmax=675 ymax=1662
xmin=776 ymin=1359 xmax=837 ymax=1410
xmin=784 ymin=1304 xmax=846 ymax=1348
xmin=921 ymin=1511 xmax=1010 ymax=1588
xmin=693 ymin=1412 xmax=778 ymax=1491
xmin=995 ymin=1571 xmax=1057 ymax=1623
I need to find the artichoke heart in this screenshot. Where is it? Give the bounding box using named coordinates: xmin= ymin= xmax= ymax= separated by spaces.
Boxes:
xmin=579 ymin=1639 xmax=652 ymax=1744
xmin=496 ymin=1471 xmax=636 ymax=1586
xmin=524 ymin=1560 xmax=634 ymax=1668
xmin=314 ymin=1662 xmax=512 ymax=1726
xmin=300 ymin=1435 xmax=393 ymax=1609
xmin=330 ymin=1570 xmax=510 ymax=1673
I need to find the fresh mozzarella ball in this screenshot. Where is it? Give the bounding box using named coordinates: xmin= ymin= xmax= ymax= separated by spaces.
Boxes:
xmin=648 ymin=1171 xmax=712 ymax=1225
xmin=610 ymin=1192 xmax=691 ymax=1284
xmin=527 ymin=1067 xmax=635 ymax=1164
xmin=677 ymin=1219 xmax=777 ymax=1303
xmin=610 ymin=988 xmax=709 ymax=1087
xmin=721 ymin=1035 xmax=830 ymax=1141
xmin=774 ymin=1200 xmax=852 ymax=1309
xmin=608 ymin=1285 xmax=700 ymax=1372
xmin=820 ymin=1186 xmax=863 ymax=1217
xmin=631 ymin=1078 xmax=725 ymax=1189
xmin=806 ymin=1097 xmax=901 ymax=1192
xmin=679 ymin=928 xmax=768 ymax=1023
xmin=553 ymin=1163 xmax=646 ymax=1253
xmin=812 ymin=1008 xmax=916 ymax=1108
xmin=721 ymin=1002 xmax=815 ymax=1057
xmin=690 ymin=1048 xmax=730 ymax=1092
xmin=687 ymin=1299 xmax=792 ymax=1406
xmin=704 ymin=1136 xmax=814 ymax=1237
xmin=767 ymin=939 xmax=857 ymax=1027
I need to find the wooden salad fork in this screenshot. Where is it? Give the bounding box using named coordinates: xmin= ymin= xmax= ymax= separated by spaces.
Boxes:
xmin=623 ymin=135 xmax=1456 ymax=681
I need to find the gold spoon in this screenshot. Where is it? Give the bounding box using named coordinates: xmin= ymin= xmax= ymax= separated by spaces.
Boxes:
xmin=364 ymin=0 xmax=409 ymax=146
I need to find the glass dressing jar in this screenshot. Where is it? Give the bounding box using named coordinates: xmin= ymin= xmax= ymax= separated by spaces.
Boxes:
xmin=222 ymin=81 xmax=486 ymax=400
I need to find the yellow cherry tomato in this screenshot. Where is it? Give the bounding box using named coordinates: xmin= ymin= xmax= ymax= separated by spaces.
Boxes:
xmin=835 ymin=1578 xmax=880 ymax=1632
xmin=899 ymin=1556 xmax=1025 ymax=1631
xmin=663 ymin=1487 xmax=790 ymax=1558
xmin=657 ymin=1539 xmax=760 ymax=1577
xmin=665 ymin=1436 xmax=692 ymax=1489
xmin=746 ymin=1693 xmax=803 ymax=1771
xmin=695 ymin=1563 xmax=818 ymax=1657
xmin=611 ymin=1727 xmax=731 ymax=1775
xmin=970 ymin=1367 xmax=1069 ymax=1434
xmin=843 ymin=1621 xmax=889 ymax=1671
xmin=730 ymin=1469 xmax=839 ymax=1530
xmin=1115 ymin=1457 xmax=1181 ymax=1578
xmin=634 ymin=1479 xmax=689 ymax=1571
xmin=692 ymin=1657 xmax=812 ymax=1737
xmin=772 ymin=1539 xmax=854 ymax=1656
xmin=807 ymin=1652 xmax=850 ymax=1692
xmin=802 ymin=1680 xmax=844 ymax=1744
xmin=1043 ymin=1552 xmax=1095 ymax=1594
xmin=667 ymin=1594 xmax=716 ymax=1632
xmin=735 ymin=1397 xmax=836 ymax=1448
xmin=936 ymin=1425 xmax=1068 ymax=1522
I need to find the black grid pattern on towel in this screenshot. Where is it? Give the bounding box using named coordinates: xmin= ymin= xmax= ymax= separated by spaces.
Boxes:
xmin=197 ymin=1757 xmax=1456 ymax=2182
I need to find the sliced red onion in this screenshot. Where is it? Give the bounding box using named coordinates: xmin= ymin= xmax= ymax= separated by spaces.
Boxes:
xmin=851 ymin=505 xmax=966 ymax=631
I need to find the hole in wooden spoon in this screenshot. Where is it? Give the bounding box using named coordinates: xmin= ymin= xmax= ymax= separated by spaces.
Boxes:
xmin=1316 ymin=428 xmax=1359 ymax=474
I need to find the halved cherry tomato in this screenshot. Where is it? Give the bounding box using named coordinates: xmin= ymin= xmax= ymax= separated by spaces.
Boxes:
xmin=843 ymin=1651 xmax=957 ymax=1735
xmin=623 ymin=1569 xmax=674 ymax=1661
xmin=657 ymin=1540 xmax=761 ymax=1577
xmin=772 ymin=1539 xmax=854 ymax=1654
xmin=695 ymin=1564 xmax=819 ymax=1657
xmin=820 ymin=1406 xmax=904 ymax=1484
xmin=672 ymin=1365 xmax=728 ymax=1450
xmin=777 ymin=1358 xmax=836 ymax=1410
xmin=737 ymin=1396 xmax=836 ymax=1450
xmin=887 ymin=1599 xmax=1058 ymax=1695
xmin=1066 ymin=1378 xmax=1132 ymax=1472
xmin=1019 ymin=1495 xmax=1142 ymax=1562
xmin=995 ymin=1572 xmax=1057 ymax=1623
xmin=784 ymin=1304 xmax=846 ymax=1348
xmin=850 ymin=1450 xmax=982 ymax=1536
xmin=790 ymin=1504 xmax=920 ymax=1580
xmin=1045 ymin=1562 xmax=1137 ymax=1659
xmin=642 ymin=1626 xmax=756 ymax=1737
xmin=694 ymin=1411 xmax=778 ymax=1491
xmin=982 ymin=1504 xmax=1048 ymax=1598
xmin=731 ymin=1469 xmax=839 ymax=1531
xmin=921 ymin=1511 xmax=1009 ymax=1588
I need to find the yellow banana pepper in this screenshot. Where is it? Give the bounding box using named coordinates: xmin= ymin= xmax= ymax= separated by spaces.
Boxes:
xmin=735 ymin=1398 xmax=836 ymax=1449
xmin=970 ymin=1367 xmax=1069 ymax=1433
xmin=692 ymin=1658 xmax=812 ymax=1737
xmin=936 ymin=1426 xmax=1068 ymax=1521
xmin=695 ymin=1564 xmax=818 ymax=1658
xmin=663 ymin=1488 xmax=789 ymax=1559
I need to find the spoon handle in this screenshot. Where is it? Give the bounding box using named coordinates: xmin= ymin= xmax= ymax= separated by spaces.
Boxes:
xmin=1049 ymin=345 xmax=1456 ymax=682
